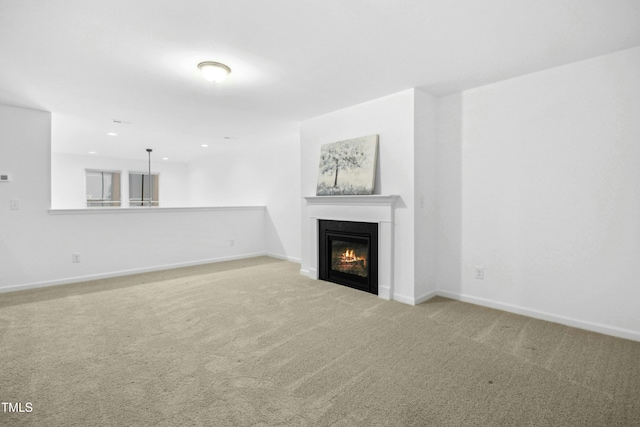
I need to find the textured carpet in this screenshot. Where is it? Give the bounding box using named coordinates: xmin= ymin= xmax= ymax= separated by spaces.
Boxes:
xmin=1 ymin=256 xmax=639 ymax=426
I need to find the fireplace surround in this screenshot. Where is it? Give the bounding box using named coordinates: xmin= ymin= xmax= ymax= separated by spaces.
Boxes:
xmin=318 ymin=219 xmax=378 ymax=294
xmin=303 ymin=195 xmax=399 ymax=300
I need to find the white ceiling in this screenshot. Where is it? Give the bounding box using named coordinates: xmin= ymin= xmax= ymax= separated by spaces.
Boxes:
xmin=1 ymin=0 xmax=639 ymax=163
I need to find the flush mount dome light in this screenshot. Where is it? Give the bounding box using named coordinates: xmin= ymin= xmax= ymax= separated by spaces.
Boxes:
xmin=198 ymin=61 xmax=231 ymax=83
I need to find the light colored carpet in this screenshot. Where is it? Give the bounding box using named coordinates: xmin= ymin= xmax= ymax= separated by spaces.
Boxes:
xmin=1 ymin=256 xmax=639 ymax=426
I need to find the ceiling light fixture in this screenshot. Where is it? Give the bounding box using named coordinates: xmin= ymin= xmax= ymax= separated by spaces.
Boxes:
xmin=201 ymin=144 xmax=209 ymax=148
xmin=197 ymin=61 xmax=231 ymax=83
xmin=107 ymin=132 xmax=117 ymax=136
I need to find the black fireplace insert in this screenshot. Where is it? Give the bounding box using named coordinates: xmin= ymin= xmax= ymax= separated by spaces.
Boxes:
xmin=318 ymin=220 xmax=378 ymax=295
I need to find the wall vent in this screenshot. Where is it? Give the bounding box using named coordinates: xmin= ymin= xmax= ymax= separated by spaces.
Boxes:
xmin=0 ymin=173 xmax=12 ymax=182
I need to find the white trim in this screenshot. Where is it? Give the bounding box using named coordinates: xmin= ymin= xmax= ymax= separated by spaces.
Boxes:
xmin=85 ymin=168 xmax=122 ymax=174
xmin=303 ymin=195 xmax=400 ymax=206
xmin=414 ymin=290 xmax=438 ymax=305
xmin=266 ymin=252 xmax=301 ymax=263
xmin=0 ymin=253 xmax=268 ymax=294
xmin=392 ymin=291 xmax=437 ymax=305
xmin=48 ymin=206 xmax=266 ymax=215
xmin=392 ymin=292 xmax=415 ymax=305
xmin=128 ymin=170 xmax=160 ymax=176
xmin=435 ymin=291 xmax=640 ymax=343
xmin=377 ymin=286 xmax=391 ymax=300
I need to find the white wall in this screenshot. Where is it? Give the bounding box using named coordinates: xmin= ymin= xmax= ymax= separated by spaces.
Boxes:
xmin=300 ymin=89 xmax=420 ymax=302
xmin=0 ymin=108 xmax=52 ymax=290
xmin=436 ymin=93 xmax=463 ymax=294
xmin=0 ymin=104 xmax=267 ymax=292
xmin=188 ymin=146 xmax=267 ymax=206
xmin=414 ymin=89 xmax=438 ymax=301
xmin=262 ymin=137 xmax=302 ymax=262
xmin=439 ymin=46 xmax=640 ymax=340
xmin=51 ymin=153 xmax=189 ymax=208
xmin=188 ymin=136 xmax=301 ymax=262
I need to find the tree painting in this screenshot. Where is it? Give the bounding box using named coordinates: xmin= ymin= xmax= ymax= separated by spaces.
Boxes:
xmin=316 ymin=134 xmax=378 ymax=196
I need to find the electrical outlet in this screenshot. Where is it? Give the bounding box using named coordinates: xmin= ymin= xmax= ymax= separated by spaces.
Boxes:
xmin=72 ymin=253 xmax=81 ymax=263
xmin=475 ymin=266 xmax=484 ymax=280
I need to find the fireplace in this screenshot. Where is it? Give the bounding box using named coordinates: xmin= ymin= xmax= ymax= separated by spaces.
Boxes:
xmin=318 ymin=220 xmax=378 ymax=295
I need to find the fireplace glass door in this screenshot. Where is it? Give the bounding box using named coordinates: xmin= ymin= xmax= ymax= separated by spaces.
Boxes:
xmin=319 ymin=220 xmax=378 ymax=295
xmin=331 ymin=239 xmax=368 ymax=278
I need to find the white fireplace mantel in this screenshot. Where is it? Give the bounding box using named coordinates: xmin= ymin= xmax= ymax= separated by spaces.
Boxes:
xmin=303 ymin=195 xmax=400 ymax=206
xmin=302 ymin=195 xmax=400 ymax=301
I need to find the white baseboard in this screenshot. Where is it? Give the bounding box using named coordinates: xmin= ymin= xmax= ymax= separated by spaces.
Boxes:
xmin=0 ymin=252 xmax=269 ymax=294
xmin=265 ymin=252 xmax=301 ymax=263
xmin=414 ymin=290 xmax=438 ymax=305
xmin=390 ymin=290 xmax=437 ymax=306
xmin=436 ymin=290 xmax=640 ymax=343
xmin=299 ymin=268 xmax=319 ymax=280
xmin=392 ymin=292 xmax=415 ymax=305
xmin=377 ymin=286 xmax=391 ymax=300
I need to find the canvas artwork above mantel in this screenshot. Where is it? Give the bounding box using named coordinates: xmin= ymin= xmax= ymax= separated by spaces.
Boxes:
xmin=316 ymin=134 xmax=378 ymax=196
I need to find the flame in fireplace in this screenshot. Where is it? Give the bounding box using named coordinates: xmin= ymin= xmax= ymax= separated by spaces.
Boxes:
xmin=341 ymin=249 xmax=366 ymax=267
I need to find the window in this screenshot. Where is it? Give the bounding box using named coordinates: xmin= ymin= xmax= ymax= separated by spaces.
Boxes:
xmin=86 ymin=170 xmax=121 ymax=207
xmin=129 ymin=173 xmax=159 ymax=207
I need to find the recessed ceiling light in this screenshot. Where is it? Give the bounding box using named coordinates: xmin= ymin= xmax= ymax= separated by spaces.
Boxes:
xmin=198 ymin=61 xmax=231 ymax=83
xmin=162 ymin=157 xmax=169 ymax=160
xmin=107 ymin=132 xmax=117 ymax=136
xmin=201 ymin=144 xmax=209 ymax=148
xmin=88 ymin=151 xmax=97 ymax=154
